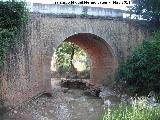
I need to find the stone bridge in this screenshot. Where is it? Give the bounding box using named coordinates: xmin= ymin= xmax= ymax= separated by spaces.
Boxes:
xmin=0 ymin=3 xmax=149 ymax=111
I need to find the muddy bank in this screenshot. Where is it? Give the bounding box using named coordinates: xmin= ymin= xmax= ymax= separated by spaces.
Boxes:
xmin=61 ymin=79 xmax=101 ymax=97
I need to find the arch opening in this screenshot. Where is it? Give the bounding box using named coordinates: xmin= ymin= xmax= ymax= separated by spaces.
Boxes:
xmin=51 ymin=41 xmax=90 ymax=80
xmin=51 ymin=33 xmax=117 ymax=87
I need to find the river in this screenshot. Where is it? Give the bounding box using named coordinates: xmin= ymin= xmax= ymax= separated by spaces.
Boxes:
xmin=3 ymin=79 xmax=120 ymax=120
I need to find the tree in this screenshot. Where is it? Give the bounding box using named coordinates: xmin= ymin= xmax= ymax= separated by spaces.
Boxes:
xmin=116 ymin=30 xmax=160 ymax=95
xmin=55 ymin=42 xmax=87 ymax=75
xmin=130 ymin=0 xmax=160 ymax=28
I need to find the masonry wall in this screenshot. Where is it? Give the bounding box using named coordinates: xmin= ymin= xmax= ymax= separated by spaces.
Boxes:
xmin=0 ymin=13 xmax=149 ymax=111
xmin=0 ymin=15 xmax=52 ymax=111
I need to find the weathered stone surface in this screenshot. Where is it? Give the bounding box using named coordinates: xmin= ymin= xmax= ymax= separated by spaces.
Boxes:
xmin=0 ymin=12 xmax=149 ymax=110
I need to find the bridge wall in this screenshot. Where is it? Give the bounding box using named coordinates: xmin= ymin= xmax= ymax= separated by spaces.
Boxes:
xmin=0 ymin=13 xmax=148 ymax=111
xmin=32 ymin=3 xmax=123 ymax=18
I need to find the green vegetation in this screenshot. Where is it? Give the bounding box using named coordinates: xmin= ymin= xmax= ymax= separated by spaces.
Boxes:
xmin=55 ymin=42 xmax=89 ymax=75
xmin=0 ymin=0 xmax=28 ymax=69
xmin=130 ymin=0 xmax=160 ymax=28
xmin=102 ymin=97 xmax=160 ymax=120
xmin=116 ymin=30 xmax=160 ymax=95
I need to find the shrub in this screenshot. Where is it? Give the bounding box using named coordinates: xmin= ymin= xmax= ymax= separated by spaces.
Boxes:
xmin=116 ymin=30 xmax=160 ymax=95
xmin=102 ymin=97 xmax=160 ymax=120
xmin=0 ymin=0 xmax=28 ymax=69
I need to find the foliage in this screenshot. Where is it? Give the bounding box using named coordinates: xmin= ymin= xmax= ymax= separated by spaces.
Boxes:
xmin=56 ymin=42 xmax=86 ymax=65
xmin=102 ymin=97 xmax=160 ymax=120
xmin=55 ymin=42 xmax=88 ymax=74
xmin=57 ymin=63 xmax=70 ymax=75
xmin=156 ymin=95 xmax=160 ymax=103
xmin=0 ymin=0 xmax=29 ymax=69
xmin=116 ymin=30 xmax=160 ymax=95
xmin=130 ymin=0 xmax=160 ymax=28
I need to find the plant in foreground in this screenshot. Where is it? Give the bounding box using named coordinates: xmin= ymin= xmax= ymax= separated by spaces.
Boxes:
xmin=102 ymin=97 xmax=160 ymax=120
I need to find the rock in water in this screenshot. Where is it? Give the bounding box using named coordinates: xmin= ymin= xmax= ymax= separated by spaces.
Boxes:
xmin=89 ymin=108 xmax=94 ymax=112
xmin=104 ymin=100 xmax=111 ymax=107
xmin=147 ymin=91 xmax=158 ymax=106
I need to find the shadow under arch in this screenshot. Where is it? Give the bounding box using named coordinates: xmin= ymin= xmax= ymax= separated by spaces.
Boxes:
xmin=57 ymin=33 xmax=118 ymax=87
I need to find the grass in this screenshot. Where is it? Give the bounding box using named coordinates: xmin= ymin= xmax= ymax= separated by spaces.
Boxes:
xmin=101 ymin=97 xmax=160 ymax=120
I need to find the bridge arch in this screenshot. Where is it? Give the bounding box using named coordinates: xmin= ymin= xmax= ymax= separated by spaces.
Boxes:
xmin=53 ymin=33 xmax=118 ymax=87
xmin=0 ymin=13 xmax=148 ymax=108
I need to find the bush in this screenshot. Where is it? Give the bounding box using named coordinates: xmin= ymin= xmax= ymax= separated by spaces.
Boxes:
xmin=102 ymin=97 xmax=160 ymax=120
xmin=116 ymin=30 xmax=160 ymax=95
xmin=0 ymin=0 xmax=28 ymax=69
